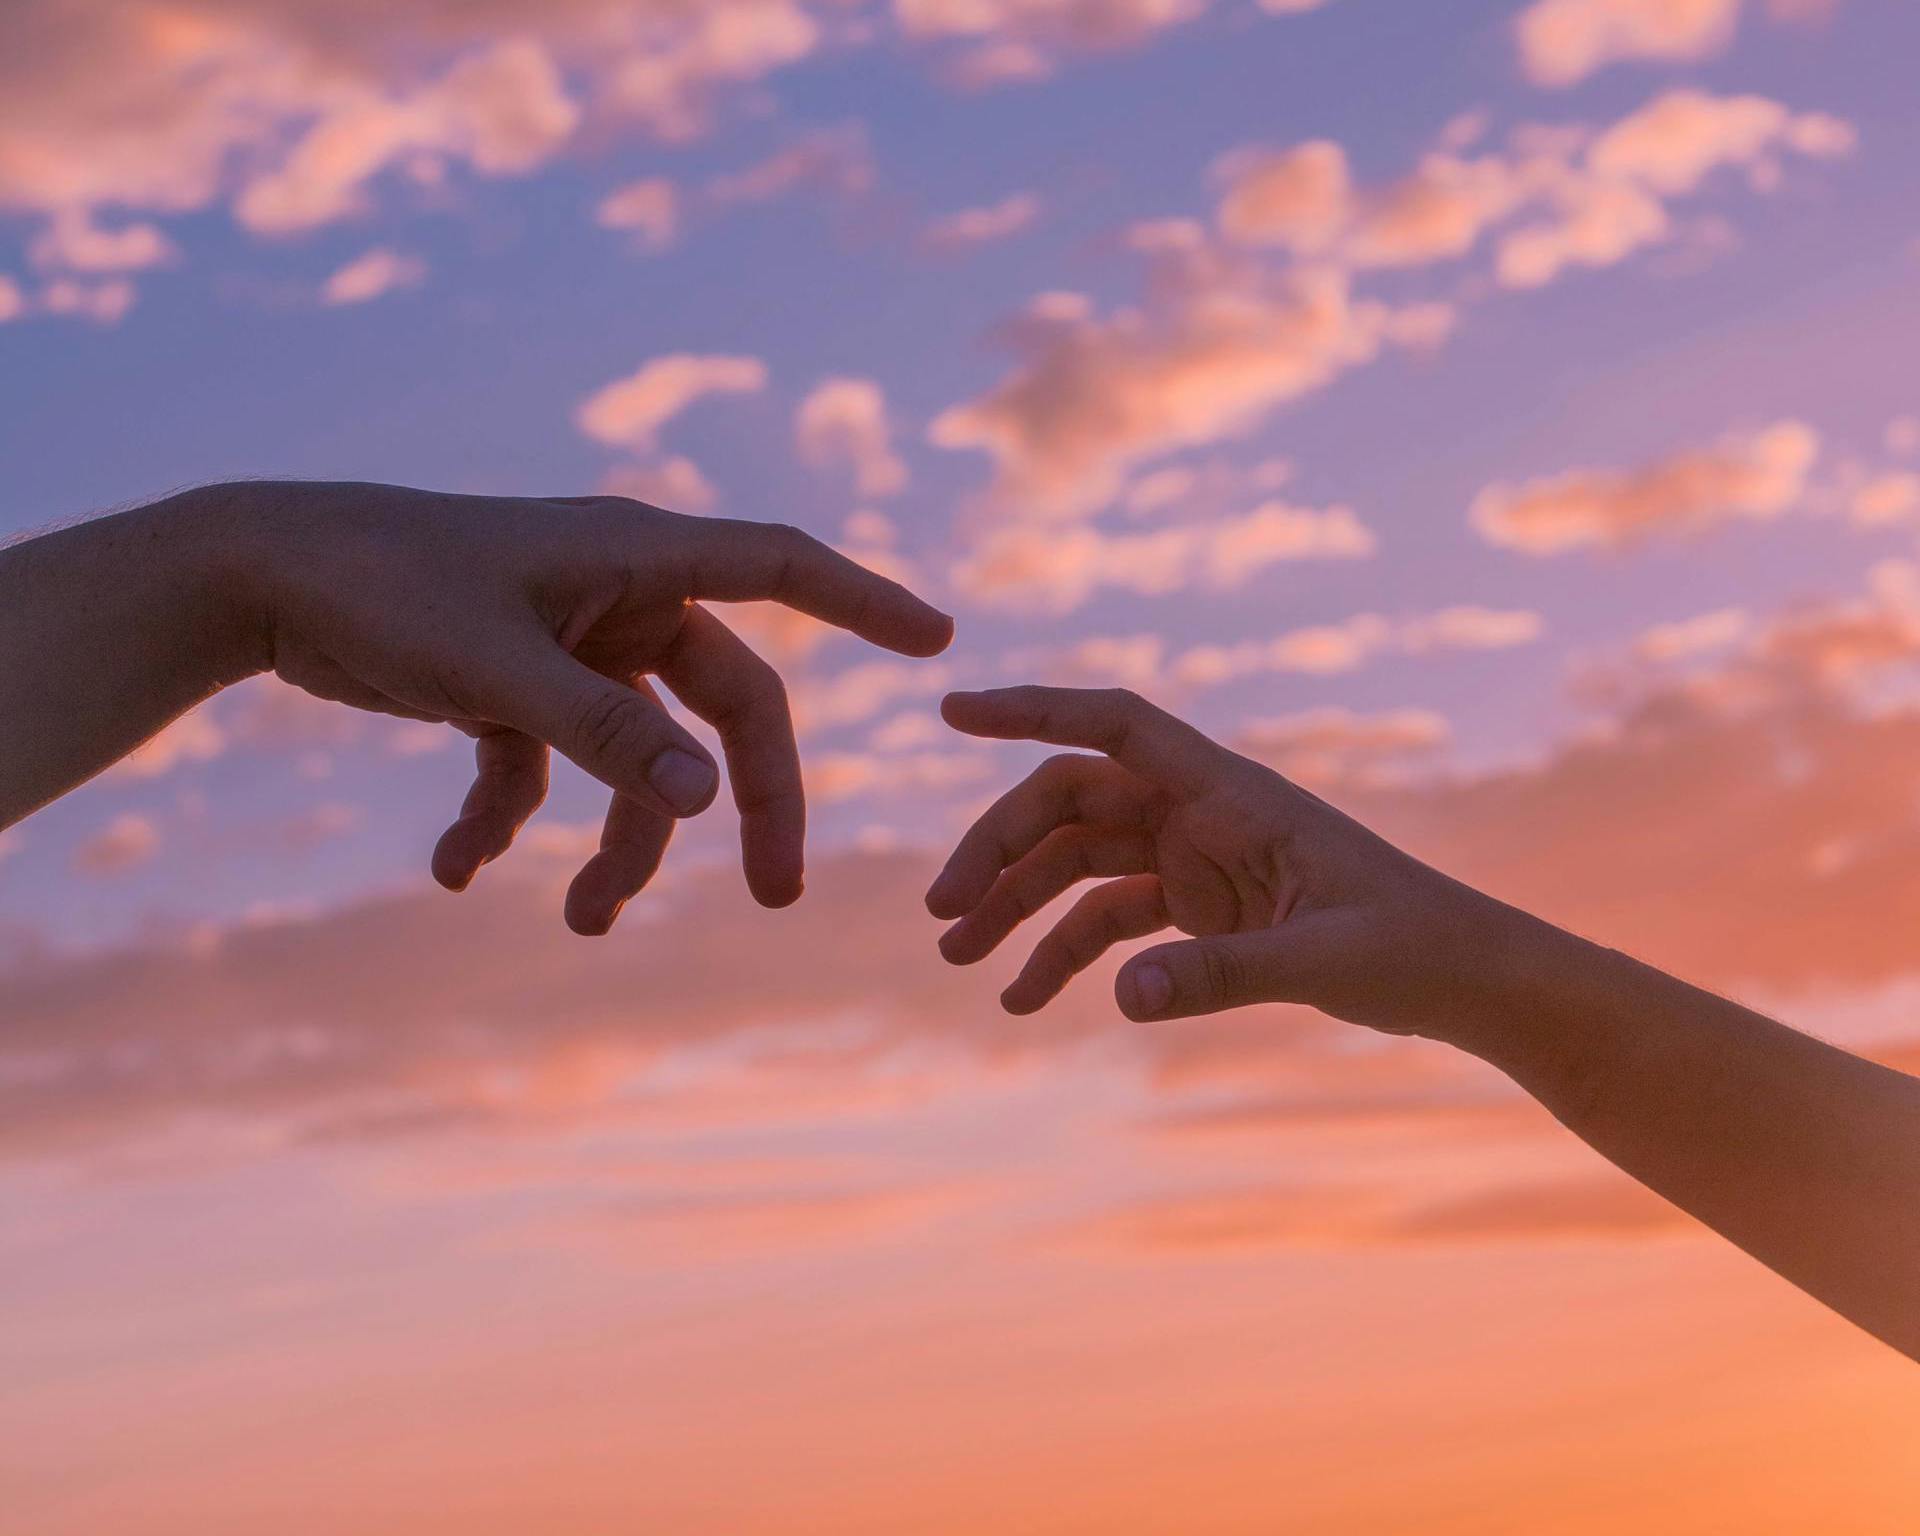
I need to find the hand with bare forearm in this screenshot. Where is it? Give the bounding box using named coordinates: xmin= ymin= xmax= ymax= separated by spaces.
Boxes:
xmin=930 ymin=685 xmax=1920 ymax=1360
xmin=0 ymin=482 xmax=952 ymax=929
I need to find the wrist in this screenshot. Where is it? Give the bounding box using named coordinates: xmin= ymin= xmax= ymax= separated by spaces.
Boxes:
xmin=160 ymin=482 xmax=279 ymax=683
xmin=1425 ymin=890 xmax=1601 ymax=1070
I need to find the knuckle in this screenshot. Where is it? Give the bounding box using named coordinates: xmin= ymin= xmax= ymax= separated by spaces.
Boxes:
xmin=1194 ymin=940 xmax=1248 ymax=1005
xmin=570 ymin=688 xmax=654 ymax=766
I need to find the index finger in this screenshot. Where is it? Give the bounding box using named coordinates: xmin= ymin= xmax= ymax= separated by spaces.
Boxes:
xmin=941 ymin=686 xmax=1227 ymax=799
xmin=678 ymin=518 xmax=954 ymax=658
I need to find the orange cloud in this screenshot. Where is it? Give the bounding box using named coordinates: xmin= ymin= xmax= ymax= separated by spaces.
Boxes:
xmin=1173 ymin=605 xmax=1541 ymax=684
xmin=321 ymin=247 xmax=427 ymax=305
xmin=72 ymin=813 xmax=161 ymax=878
xmin=932 ymin=231 xmax=1447 ymax=517
xmin=956 ymin=500 xmax=1377 ymax=612
xmin=1516 ymin=0 xmax=1747 ymax=86
xmin=795 ymin=378 xmax=909 ymax=499
xmin=922 ymin=191 xmax=1042 ymax=250
xmin=576 ymin=353 xmax=769 ymax=453
xmin=596 ymin=176 xmax=680 ymax=253
xmin=1471 ymin=419 xmax=1819 ymax=553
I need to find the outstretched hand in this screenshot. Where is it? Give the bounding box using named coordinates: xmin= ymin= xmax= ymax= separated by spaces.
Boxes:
xmin=927 ymin=685 xmax=1519 ymax=1043
xmin=243 ymin=483 xmax=952 ymax=932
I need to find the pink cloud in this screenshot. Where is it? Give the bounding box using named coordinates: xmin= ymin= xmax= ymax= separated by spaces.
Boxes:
xmin=1471 ymin=419 xmax=1820 ymax=553
xmin=795 ymin=377 xmax=909 ymax=499
xmin=321 ymin=247 xmax=427 ymax=305
xmin=576 ymin=353 xmax=769 ymax=453
xmin=72 ymin=814 xmax=161 ymax=878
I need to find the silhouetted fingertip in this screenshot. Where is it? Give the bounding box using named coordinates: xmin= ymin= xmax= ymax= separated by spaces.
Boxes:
xmin=752 ymin=877 xmax=804 ymax=910
xmin=1116 ymin=960 xmax=1174 ymax=1021
xmin=924 ymin=871 xmax=969 ymax=919
xmin=1000 ymin=983 xmax=1045 ymax=1016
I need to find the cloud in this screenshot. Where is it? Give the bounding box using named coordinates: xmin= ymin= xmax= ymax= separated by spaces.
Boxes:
xmin=1212 ymin=90 xmax=1853 ymax=289
xmin=922 ymin=191 xmax=1042 ymax=250
xmin=1088 ymin=1171 xmax=1691 ymax=1254
xmin=807 ymin=751 xmax=994 ymax=803
xmin=1516 ymin=0 xmax=1747 ymax=87
xmin=0 ymin=1 xmax=823 ymax=254
xmin=576 ymin=353 xmax=770 ymax=453
xmin=956 ymin=500 xmax=1376 ymax=613
xmin=110 ymin=710 xmax=228 ymax=781
xmin=704 ymin=123 xmax=873 ymax=207
xmin=37 ymin=276 xmax=136 ymax=325
xmin=72 ymin=814 xmax=161 ymax=878
xmin=0 ymin=274 xmax=21 ymax=322
xmin=1235 ymin=708 xmax=1451 ymax=788
xmin=1471 ymin=420 xmax=1819 ymax=553
xmin=791 ymin=660 xmax=954 ymax=733
xmin=795 ymin=378 xmax=909 ymax=498
xmin=932 ymin=231 xmax=1450 ymax=517
xmin=28 ymin=209 xmax=174 ymax=274
xmin=1173 ymin=605 xmax=1541 ymax=685
xmin=234 ymin=38 xmax=581 ymax=235
xmin=321 ymin=247 xmax=427 ymax=305
xmin=600 ymin=455 xmax=720 ymax=515
xmin=1512 ymin=0 xmax=1834 ymax=87
xmin=596 ymin=177 xmax=680 ymax=253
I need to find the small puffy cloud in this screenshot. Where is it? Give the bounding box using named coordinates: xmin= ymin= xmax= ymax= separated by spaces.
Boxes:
xmin=111 ymin=711 xmax=227 ymax=781
xmin=1174 ymin=606 xmax=1541 ymax=686
xmin=1849 ymin=473 xmax=1920 ymax=528
xmin=807 ymin=750 xmax=993 ymax=803
xmin=1471 ymin=420 xmax=1820 ymax=554
xmin=597 ymin=177 xmax=680 ymax=252
xmin=792 ymin=660 xmax=953 ymax=733
xmin=607 ymin=0 xmax=821 ymax=141
xmin=600 ymin=456 xmax=720 ymax=515
xmin=1213 ymin=140 xmax=1351 ymax=254
xmin=795 ymin=377 xmax=908 ymax=498
xmin=704 ymin=124 xmax=873 ymax=207
xmin=1237 ymin=707 xmax=1451 ymax=788
xmin=29 ymin=210 xmax=174 ymax=274
xmin=1585 ymin=89 xmax=1854 ymax=196
xmin=1634 ymin=608 xmax=1752 ymax=663
xmin=1516 ymin=0 xmax=1747 ymax=87
xmin=73 ymin=813 xmax=161 ymax=878
xmin=39 ymin=277 xmax=136 ymax=325
xmin=922 ymin=191 xmax=1042 ymax=249
xmin=0 ymin=275 xmax=21 ymax=323
xmin=236 ymin=39 xmax=580 ymax=235
xmin=577 ymin=353 xmax=769 ymax=453
xmin=957 ymin=501 xmax=1376 ymax=613
xmin=321 ymin=248 xmax=427 ymax=306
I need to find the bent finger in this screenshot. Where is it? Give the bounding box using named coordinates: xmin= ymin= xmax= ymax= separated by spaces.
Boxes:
xmin=1001 ymin=876 xmax=1172 ymax=1016
xmin=675 ymin=516 xmax=954 ymax=658
xmin=654 ymin=605 xmax=806 ymax=908
xmin=565 ymin=793 xmax=676 ymax=936
xmin=432 ymin=727 xmax=550 ymax=891
xmin=475 ymin=628 xmax=720 ymax=817
xmin=939 ymin=825 xmax=1155 ymax=966
xmin=942 ymin=686 xmax=1226 ymax=800
xmin=925 ymin=753 xmax=1157 ymax=920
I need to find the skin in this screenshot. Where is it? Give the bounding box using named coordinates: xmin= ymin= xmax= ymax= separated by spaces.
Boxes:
xmin=0 ymin=481 xmax=952 ymax=931
xmin=930 ymin=685 xmax=1920 ymax=1363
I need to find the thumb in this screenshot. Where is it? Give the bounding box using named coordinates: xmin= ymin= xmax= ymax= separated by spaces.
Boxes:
xmin=479 ymin=637 xmax=720 ymax=817
xmin=1116 ymin=921 xmax=1337 ymax=1021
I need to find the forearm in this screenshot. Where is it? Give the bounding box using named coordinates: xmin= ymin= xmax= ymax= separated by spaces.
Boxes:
xmin=0 ymin=487 xmax=267 ymax=828
xmin=1461 ymin=909 xmax=1920 ymax=1359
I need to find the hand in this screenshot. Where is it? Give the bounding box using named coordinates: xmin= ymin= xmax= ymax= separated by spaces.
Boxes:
xmin=926 ymin=686 xmax=1529 ymax=1042
xmin=230 ymin=482 xmax=952 ymax=933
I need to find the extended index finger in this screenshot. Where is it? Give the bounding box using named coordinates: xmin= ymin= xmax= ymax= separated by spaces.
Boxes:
xmin=942 ymin=687 xmax=1227 ymax=799
xmin=677 ymin=518 xmax=954 ymax=658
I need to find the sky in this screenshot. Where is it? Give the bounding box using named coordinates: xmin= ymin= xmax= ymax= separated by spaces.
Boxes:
xmin=4 ymin=0 xmax=1920 ymax=1529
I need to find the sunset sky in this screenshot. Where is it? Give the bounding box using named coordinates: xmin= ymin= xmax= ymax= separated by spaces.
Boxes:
xmin=5 ymin=0 xmax=1920 ymax=1529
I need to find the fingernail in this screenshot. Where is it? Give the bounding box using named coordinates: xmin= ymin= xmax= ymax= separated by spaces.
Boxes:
xmin=649 ymin=748 xmax=716 ymax=814
xmin=1129 ymin=962 xmax=1174 ymax=1017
